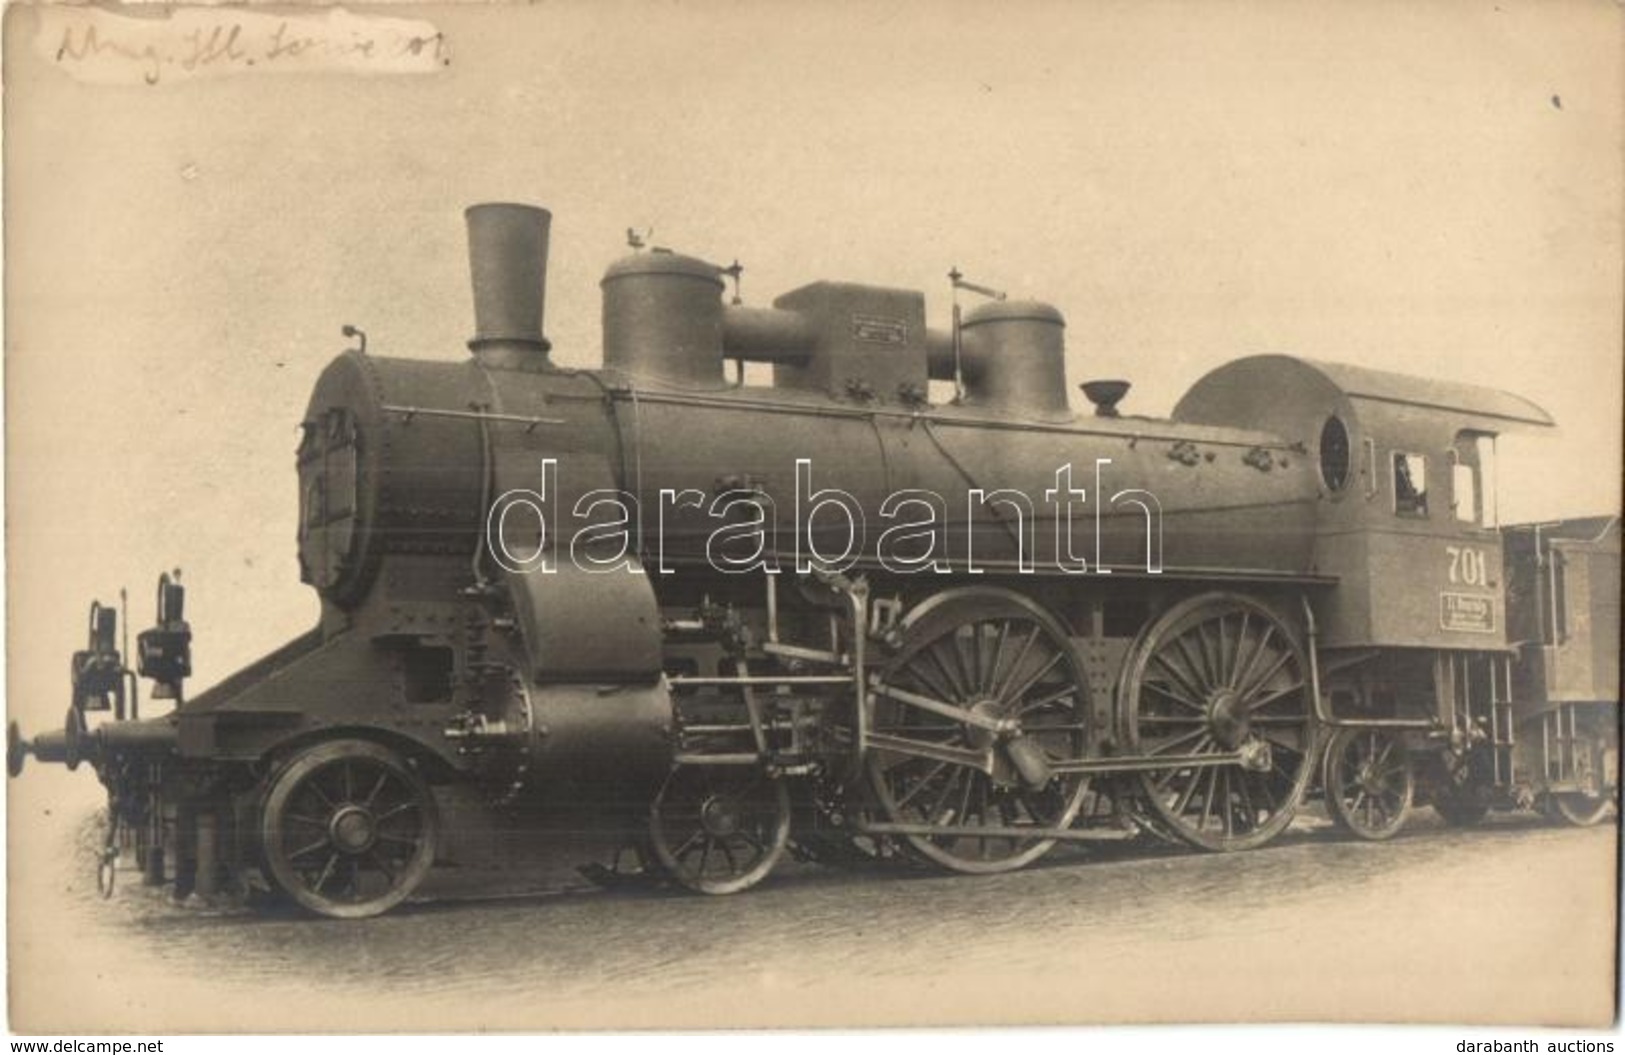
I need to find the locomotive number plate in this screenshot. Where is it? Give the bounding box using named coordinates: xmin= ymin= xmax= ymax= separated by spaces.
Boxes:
xmin=1440 ymin=592 xmax=1496 ymax=633
xmin=851 ymin=314 xmax=909 ymax=346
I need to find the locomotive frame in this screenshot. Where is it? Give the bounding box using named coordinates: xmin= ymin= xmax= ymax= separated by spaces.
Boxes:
xmin=8 ymin=201 xmax=1619 ymax=918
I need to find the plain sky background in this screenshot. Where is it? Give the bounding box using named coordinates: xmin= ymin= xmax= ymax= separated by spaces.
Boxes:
xmin=6 ymin=0 xmax=1622 ymax=697
xmin=2 ymin=0 xmax=1621 ymax=1030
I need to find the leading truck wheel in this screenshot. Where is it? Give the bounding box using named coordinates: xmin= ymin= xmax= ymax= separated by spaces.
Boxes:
xmin=650 ymin=764 xmax=790 ymax=894
xmin=260 ymin=739 xmax=438 ymax=919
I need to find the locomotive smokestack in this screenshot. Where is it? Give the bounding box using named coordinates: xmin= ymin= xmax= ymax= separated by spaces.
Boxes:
xmin=465 ymin=202 xmax=552 ymax=364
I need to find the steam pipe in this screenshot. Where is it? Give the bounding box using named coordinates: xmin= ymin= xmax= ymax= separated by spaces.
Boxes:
xmin=721 ymin=306 xmax=817 ymax=364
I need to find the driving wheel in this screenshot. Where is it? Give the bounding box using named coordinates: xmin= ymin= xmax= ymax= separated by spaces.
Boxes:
xmin=1121 ymin=593 xmax=1317 ymax=852
xmin=866 ymin=588 xmax=1092 ymax=874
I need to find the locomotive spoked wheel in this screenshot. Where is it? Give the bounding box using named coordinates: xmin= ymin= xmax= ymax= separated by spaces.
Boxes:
xmin=866 ymin=588 xmax=1091 ymax=874
xmin=1545 ymin=792 xmax=1616 ymax=828
xmin=1323 ymin=727 xmax=1413 ymax=841
xmin=1121 ymin=593 xmax=1316 ymax=852
xmin=650 ymin=764 xmax=791 ymax=895
xmin=260 ymin=739 xmax=438 ymax=919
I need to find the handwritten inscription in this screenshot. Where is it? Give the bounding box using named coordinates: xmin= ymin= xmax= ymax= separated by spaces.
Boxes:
xmin=39 ymin=7 xmax=449 ymax=85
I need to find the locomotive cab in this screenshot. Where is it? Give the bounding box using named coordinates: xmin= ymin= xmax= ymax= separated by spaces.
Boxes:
xmin=1174 ymin=356 xmax=1613 ymax=838
xmin=1175 ymin=355 xmax=1553 ymax=651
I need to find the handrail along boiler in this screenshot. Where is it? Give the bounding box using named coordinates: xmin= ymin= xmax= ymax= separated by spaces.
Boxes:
xmin=9 ymin=202 xmax=1618 ymax=916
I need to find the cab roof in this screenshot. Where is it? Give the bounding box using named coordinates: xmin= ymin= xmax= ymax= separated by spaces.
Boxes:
xmin=1174 ymin=354 xmax=1554 ymax=438
xmin=1298 ymin=357 xmax=1554 ymax=429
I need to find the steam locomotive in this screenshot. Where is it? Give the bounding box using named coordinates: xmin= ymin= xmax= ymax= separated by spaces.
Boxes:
xmin=9 ymin=202 xmax=1618 ymax=917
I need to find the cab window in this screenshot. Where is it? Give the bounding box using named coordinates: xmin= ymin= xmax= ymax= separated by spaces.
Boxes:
xmin=1318 ymin=416 xmax=1351 ymax=493
xmin=1393 ymin=453 xmax=1428 ymax=518
xmin=1451 ymin=432 xmax=1498 ymax=528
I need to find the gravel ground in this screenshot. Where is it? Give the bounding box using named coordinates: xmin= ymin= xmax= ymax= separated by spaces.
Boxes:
xmin=8 ymin=781 xmax=1617 ymax=1032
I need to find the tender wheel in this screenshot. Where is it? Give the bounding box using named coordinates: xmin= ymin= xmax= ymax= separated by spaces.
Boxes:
xmin=1544 ymin=713 xmax=1618 ymax=827
xmin=1545 ymin=793 xmax=1615 ymax=827
xmin=260 ymin=739 xmax=438 ymax=919
xmin=650 ymin=765 xmax=790 ymax=894
xmin=1324 ymin=727 xmax=1413 ymax=841
xmin=866 ymin=588 xmax=1092 ymax=874
xmin=1121 ymin=593 xmax=1317 ymax=852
